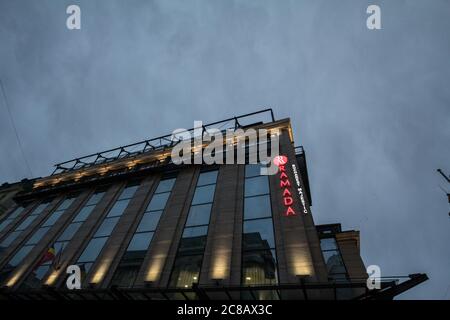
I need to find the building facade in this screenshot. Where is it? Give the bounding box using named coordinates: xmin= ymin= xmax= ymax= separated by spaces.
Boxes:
xmin=0 ymin=110 xmax=426 ymax=300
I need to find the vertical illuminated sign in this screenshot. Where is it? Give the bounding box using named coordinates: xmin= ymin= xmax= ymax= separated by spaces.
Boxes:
xmin=273 ymin=155 xmax=308 ymax=216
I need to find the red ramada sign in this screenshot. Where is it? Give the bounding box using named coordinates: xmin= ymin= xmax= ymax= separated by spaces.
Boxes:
xmin=274 ymin=156 xmax=296 ymax=216
xmin=273 ymin=155 xmax=309 ymax=216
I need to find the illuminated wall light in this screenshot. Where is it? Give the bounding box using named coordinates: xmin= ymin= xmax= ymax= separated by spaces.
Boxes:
xmin=45 ymin=270 xmax=60 ymax=286
xmin=145 ymin=253 xmax=168 ymax=282
xmin=210 ymin=251 xmax=230 ymax=280
xmin=290 ymin=250 xmax=313 ymax=277
xmin=90 ymin=261 xmax=111 ymax=284
xmin=5 ymin=267 xmax=26 ymax=287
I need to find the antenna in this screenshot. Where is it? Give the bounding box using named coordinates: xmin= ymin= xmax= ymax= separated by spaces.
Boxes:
xmin=437 ymin=169 xmax=450 ymax=184
xmin=437 ymin=169 xmax=450 ymax=217
xmin=0 ymin=79 xmax=33 ymax=178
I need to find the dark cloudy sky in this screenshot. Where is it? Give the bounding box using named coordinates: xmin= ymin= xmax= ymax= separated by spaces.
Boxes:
xmin=0 ymin=0 xmax=449 ymax=299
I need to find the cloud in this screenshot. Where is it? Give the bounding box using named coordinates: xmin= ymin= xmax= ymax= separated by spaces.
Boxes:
xmin=0 ymin=0 xmax=449 ymax=299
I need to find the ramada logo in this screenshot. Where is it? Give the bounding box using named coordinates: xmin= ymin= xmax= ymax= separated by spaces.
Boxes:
xmin=275 ymin=155 xmax=296 ymax=216
xmin=273 ymin=155 xmax=288 ymax=167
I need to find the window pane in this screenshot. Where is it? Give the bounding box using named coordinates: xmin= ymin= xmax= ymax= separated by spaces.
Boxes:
xmin=137 ymin=211 xmax=162 ymax=232
xmin=155 ymin=178 xmax=176 ymax=193
xmin=118 ymin=185 xmax=140 ymax=200
xmin=169 ymin=254 xmax=203 ymax=288
xmin=42 ymin=211 xmax=64 ymax=227
xmin=0 ymin=219 xmax=13 ymax=233
xmin=73 ymin=205 xmax=95 ymax=222
xmin=186 ymin=204 xmax=212 ymax=227
xmin=147 ymin=193 xmax=170 ymax=211
xmin=78 ymin=262 xmax=94 ymax=274
xmin=323 ymin=250 xmax=346 ymax=274
xmin=58 ymin=222 xmax=82 ymax=241
xmin=78 ymin=237 xmax=108 ymax=263
xmin=86 ymin=191 xmax=106 ymax=206
xmin=182 ymin=226 xmax=208 ymax=238
xmin=320 ymin=238 xmax=338 ymax=251
xmin=107 ymin=199 xmax=130 ymax=217
xmin=245 ymin=164 xmax=263 ymax=178
xmin=243 ymin=218 xmax=275 ymax=250
xmin=1 ymin=230 xmax=21 ymax=247
xmin=26 ymin=226 xmax=50 ymax=245
xmin=191 ymin=185 xmax=215 ymax=205
xmin=9 ymin=245 xmax=34 ymax=267
xmin=94 ymin=217 xmax=120 ymax=237
xmin=54 ymin=241 xmax=68 ymax=254
xmin=242 ymin=249 xmax=277 ymax=285
xmin=244 ymin=195 xmax=272 ymax=220
xmin=57 ymin=198 xmax=76 ymax=211
xmin=127 ymin=232 xmax=153 ymax=252
xmin=197 ymin=171 xmax=218 ymax=186
xmin=31 ymin=202 xmax=50 ymax=216
xmin=34 ymin=264 xmax=51 ymax=280
xmin=9 ymin=206 xmax=25 ymax=220
xmin=16 ymin=215 xmax=38 ymax=231
xmin=245 ymin=176 xmax=269 ymax=197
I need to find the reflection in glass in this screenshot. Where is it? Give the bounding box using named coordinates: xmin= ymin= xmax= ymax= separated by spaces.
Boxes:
xmin=191 ymin=185 xmax=215 ymax=205
xmin=243 ymin=219 xmax=275 ymax=250
xmin=147 ymin=193 xmax=170 ymax=211
xmin=169 ymin=255 xmax=203 ymax=288
xmin=244 ymin=176 xmax=269 ymax=197
xmin=186 ymin=204 xmax=212 ymax=227
xmin=244 ymin=195 xmax=272 ymax=220
xmin=197 ymin=171 xmax=218 ymax=186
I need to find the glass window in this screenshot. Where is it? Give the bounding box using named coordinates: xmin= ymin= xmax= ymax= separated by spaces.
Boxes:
xmin=0 ymin=220 xmax=12 ymax=233
xmin=31 ymin=202 xmax=50 ymax=216
xmin=244 ymin=176 xmax=269 ymax=197
xmin=9 ymin=245 xmax=34 ymax=267
xmin=107 ymin=199 xmax=130 ymax=217
xmin=323 ymin=250 xmax=346 ymax=274
xmin=147 ymin=193 xmax=170 ymax=211
xmin=197 ymin=171 xmax=218 ymax=186
xmin=191 ymin=184 xmax=215 ymax=205
xmin=245 ymin=164 xmax=264 ymax=178
xmin=58 ymin=222 xmax=83 ymax=241
xmin=54 ymin=241 xmax=68 ymax=254
xmin=73 ymin=206 xmax=95 ymax=222
xmin=155 ymin=178 xmax=176 ymax=193
xmin=86 ymin=191 xmax=106 ymax=206
xmin=242 ymin=249 xmax=277 ymax=285
xmin=9 ymin=206 xmax=25 ymax=220
xmin=41 ymin=211 xmax=64 ymax=227
xmin=118 ymin=184 xmax=140 ymax=200
xmin=243 ymin=218 xmax=275 ymax=250
xmin=136 ymin=211 xmax=162 ymax=232
xmin=182 ymin=226 xmax=208 ymax=238
xmin=15 ymin=215 xmax=38 ymax=231
xmin=94 ymin=217 xmax=120 ymax=237
xmin=57 ymin=198 xmax=75 ymax=211
xmin=34 ymin=264 xmax=51 ymax=280
xmin=78 ymin=237 xmax=108 ymax=263
xmin=1 ymin=230 xmax=21 ymax=247
xmin=320 ymin=238 xmax=338 ymax=251
xmin=169 ymin=254 xmax=203 ymax=288
xmin=186 ymin=204 xmax=212 ymax=227
xmin=127 ymin=232 xmax=153 ymax=252
xmin=244 ymin=195 xmax=272 ymax=220
xmin=26 ymin=226 xmax=50 ymax=245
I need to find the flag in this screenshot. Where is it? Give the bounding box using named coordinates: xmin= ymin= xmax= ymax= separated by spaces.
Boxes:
xmin=35 ymin=245 xmax=56 ymax=270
